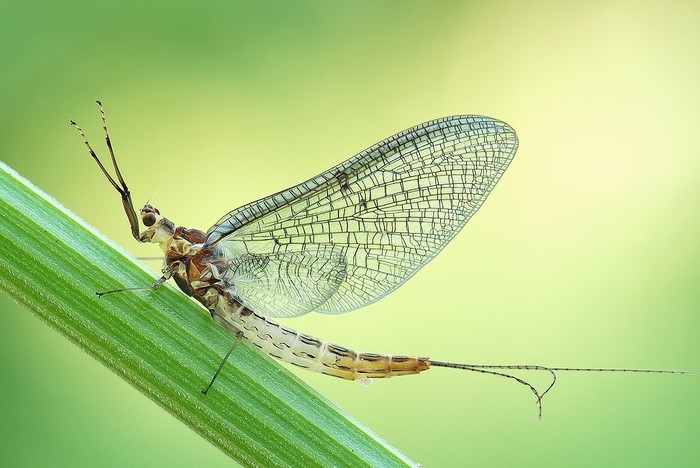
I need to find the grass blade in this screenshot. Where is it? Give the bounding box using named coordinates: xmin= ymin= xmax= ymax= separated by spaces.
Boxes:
xmin=0 ymin=162 xmax=416 ymax=467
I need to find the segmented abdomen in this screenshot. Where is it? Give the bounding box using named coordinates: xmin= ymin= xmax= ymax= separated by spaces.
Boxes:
xmin=211 ymin=297 xmax=430 ymax=380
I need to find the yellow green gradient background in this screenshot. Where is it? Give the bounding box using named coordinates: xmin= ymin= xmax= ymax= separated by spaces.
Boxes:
xmin=1 ymin=1 xmax=698 ymax=466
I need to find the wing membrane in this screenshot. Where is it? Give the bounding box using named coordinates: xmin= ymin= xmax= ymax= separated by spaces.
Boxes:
xmin=205 ymin=115 xmax=518 ymax=316
xmin=226 ymin=246 xmax=347 ymax=318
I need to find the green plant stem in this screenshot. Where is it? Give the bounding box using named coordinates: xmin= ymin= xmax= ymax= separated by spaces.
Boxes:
xmin=0 ymin=162 xmax=416 ymax=468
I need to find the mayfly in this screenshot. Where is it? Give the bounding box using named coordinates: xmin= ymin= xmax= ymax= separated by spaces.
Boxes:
xmin=70 ymin=102 xmax=685 ymax=417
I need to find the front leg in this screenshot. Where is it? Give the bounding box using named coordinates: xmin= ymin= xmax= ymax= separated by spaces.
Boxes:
xmin=70 ymin=101 xmax=141 ymax=241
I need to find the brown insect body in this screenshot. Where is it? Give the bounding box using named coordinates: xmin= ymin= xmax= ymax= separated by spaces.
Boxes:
xmin=144 ymin=205 xmax=431 ymax=380
xmin=73 ymin=103 xmax=686 ymax=415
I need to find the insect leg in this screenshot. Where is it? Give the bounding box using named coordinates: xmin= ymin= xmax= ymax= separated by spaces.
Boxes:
xmin=96 ymin=263 xmax=179 ymax=297
xmin=70 ymin=101 xmax=140 ymax=241
xmin=201 ymin=331 xmax=245 ymax=395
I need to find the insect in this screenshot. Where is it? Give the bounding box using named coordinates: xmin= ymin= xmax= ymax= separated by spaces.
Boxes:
xmin=70 ymin=101 xmax=684 ymax=417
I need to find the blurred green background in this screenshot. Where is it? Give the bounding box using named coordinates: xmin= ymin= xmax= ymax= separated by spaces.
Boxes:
xmin=1 ymin=1 xmax=698 ymax=466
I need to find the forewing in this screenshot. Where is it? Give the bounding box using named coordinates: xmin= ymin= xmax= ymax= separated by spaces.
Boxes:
xmin=206 ymin=115 xmax=518 ymax=315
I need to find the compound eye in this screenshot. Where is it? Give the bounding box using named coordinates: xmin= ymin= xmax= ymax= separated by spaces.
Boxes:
xmin=143 ymin=212 xmax=157 ymax=227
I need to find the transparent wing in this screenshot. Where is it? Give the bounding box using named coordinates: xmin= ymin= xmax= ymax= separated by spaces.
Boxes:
xmin=205 ymin=115 xmax=518 ymax=317
xmin=228 ymin=246 xmax=347 ymax=318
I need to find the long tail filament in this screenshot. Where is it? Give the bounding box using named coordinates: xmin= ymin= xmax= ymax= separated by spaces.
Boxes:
xmin=428 ymin=360 xmax=693 ymax=418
